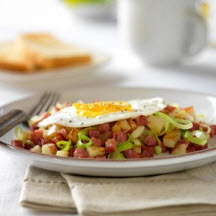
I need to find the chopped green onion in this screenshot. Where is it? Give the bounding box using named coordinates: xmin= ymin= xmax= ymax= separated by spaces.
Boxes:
xmin=117 ymin=134 xmax=133 ymax=152
xmin=154 ymin=145 xmax=162 ymax=154
xmin=56 ymin=140 xmax=71 ymax=151
xmin=76 ymin=128 xmax=93 ymax=149
xmin=184 ymin=130 xmax=208 ymax=146
xmin=108 ymin=152 xmax=125 ymax=160
xmin=155 ymin=112 xmax=193 ymax=130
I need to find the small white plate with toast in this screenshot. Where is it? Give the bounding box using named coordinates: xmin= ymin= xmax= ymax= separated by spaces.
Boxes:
xmin=0 ymin=33 xmax=110 ymax=84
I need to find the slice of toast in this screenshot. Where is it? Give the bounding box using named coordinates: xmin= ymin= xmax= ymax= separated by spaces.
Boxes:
xmin=0 ymin=42 xmax=34 ymax=72
xmin=16 ymin=33 xmax=92 ymax=69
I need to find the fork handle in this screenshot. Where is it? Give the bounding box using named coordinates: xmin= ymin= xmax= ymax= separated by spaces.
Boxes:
xmin=0 ymin=110 xmax=27 ymax=137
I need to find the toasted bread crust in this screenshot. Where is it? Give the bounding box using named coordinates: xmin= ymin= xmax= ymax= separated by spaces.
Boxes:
xmin=0 ymin=33 xmax=92 ymax=72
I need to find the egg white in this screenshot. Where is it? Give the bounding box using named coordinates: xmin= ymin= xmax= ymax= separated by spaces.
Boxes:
xmin=38 ymin=97 xmax=167 ymax=128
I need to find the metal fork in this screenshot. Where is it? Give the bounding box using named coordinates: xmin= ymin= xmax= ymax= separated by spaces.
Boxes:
xmin=0 ymin=92 xmax=60 ymax=137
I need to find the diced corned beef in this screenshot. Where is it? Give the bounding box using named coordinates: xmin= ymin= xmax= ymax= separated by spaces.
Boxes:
xmin=124 ymin=149 xmax=141 ymax=158
xmin=89 ymin=130 xmax=100 ymax=138
xmin=144 ymin=136 xmax=158 ymax=147
xmin=161 ymin=143 xmax=167 ymax=153
xmin=98 ymin=123 xmax=110 ymax=133
xmin=91 ymin=137 xmax=103 ymax=147
xmin=30 ymin=125 xmax=39 ymax=131
xmin=30 ymin=130 xmax=44 ymax=145
xmin=51 ymin=135 xmax=63 ymax=144
xmin=11 ymin=140 xmax=24 ymax=148
xmin=194 ymin=143 xmax=208 ymax=151
xmin=113 ymin=132 xmax=127 ymax=143
xmin=141 ymin=146 xmax=154 ymax=158
xmin=57 ymin=128 xmax=67 ymax=139
xmin=210 ymin=125 xmax=216 ymax=137
xmin=53 ymin=106 xmax=60 ymax=112
xmin=191 ymin=122 xmax=200 ymax=131
xmin=68 ymin=147 xmax=75 ymax=157
xmin=135 ymin=115 xmax=148 ymax=126
xmin=38 ymin=139 xmax=50 ymax=146
xmin=165 ymin=105 xmax=176 ymax=113
xmin=95 ymin=155 xmax=106 ymax=159
xmin=105 ymin=138 xmax=117 ymax=153
xmin=186 ymin=143 xmax=196 ymax=153
xmin=24 ymin=142 xmax=35 ymax=150
xmin=73 ymin=148 xmax=89 ymax=158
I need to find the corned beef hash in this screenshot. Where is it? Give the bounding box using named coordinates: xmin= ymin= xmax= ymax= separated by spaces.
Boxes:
xmin=11 ymin=98 xmax=216 ymax=159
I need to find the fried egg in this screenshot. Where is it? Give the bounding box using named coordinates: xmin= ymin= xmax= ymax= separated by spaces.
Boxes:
xmin=38 ymin=97 xmax=167 ymax=128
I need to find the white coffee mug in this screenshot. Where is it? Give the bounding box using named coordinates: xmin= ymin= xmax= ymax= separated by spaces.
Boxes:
xmin=118 ymin=0 xmax=208 ymax=65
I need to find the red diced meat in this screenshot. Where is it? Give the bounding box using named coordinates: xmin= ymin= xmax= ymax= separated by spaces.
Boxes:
xmin=141 ymin=146 xmax=154 ymax=158
xmin=191 ymin=122 xmax=200 ymax=131
xmin=113 ymin=132 xmax=127 ymax=143
xmin=89 ymin=130 xmax=100 ymax=138
xmin=144 ymin=136 xmax=158 ymax=147
xmin=105 ymin=138 xmax=117 ymax=153
xmin=11 ymin=140 xmax=24 ymax=148
xmin=187 ymin=143 xmax=196 ymax=153
xmin=194 ymin=143 xmax=208 ymax=151
xmin=57 ymin=128 xmax=67 ymax=139
xmin=98 ymin=123 xmax=110 ymax=133
xmin=73 ymin=148 xmax=89 ymax=158
xmin=53 ymin=106 xmax=60 ymax=112
xmin=30 ymin=130 xmax=44 ymax=145
xmin=210 ymin=125 xmax=216 ymax=137
xmin=30 ymin=125 xmax=39 ymax=131
xmin=135 ymin=115 xmax=148 ymax=126
xmin=161 ymin=143 xmax=167 ymax=153
xmin=165 ymin=105 xmax=176 ymax=113
xmin=124 ymin=149 xmax=141 ymax=158
xmin=68 ymin=147 xmax=75 ymax=157
xmin=51 ymin=135 xmax=63 ymax=145
xmin=91 ymin=137 xmax=103 ymax=147
xmin=95 ymin=155 xmax=106 ymax=159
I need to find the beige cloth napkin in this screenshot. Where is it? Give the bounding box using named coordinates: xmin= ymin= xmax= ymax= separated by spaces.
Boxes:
xmin=20 ymin=163 xmax=216 ymax=216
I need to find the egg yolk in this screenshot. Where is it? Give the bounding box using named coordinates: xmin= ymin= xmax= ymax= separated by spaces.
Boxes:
xmin=73 ymin=101 xmax=132 ymax=118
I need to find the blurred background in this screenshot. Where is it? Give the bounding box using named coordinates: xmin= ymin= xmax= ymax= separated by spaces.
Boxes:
xmin=0 ymin=0 xmax=216 ymax=95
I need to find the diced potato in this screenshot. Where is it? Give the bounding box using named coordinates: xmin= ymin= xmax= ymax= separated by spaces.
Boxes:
xmin=28 ymin=115 xmax=41 ymax=126
xmin=86 ymin=146 xmax=105 ymax=158
xmin=131 ymin=126 xmax=145 ymax=139
xmin=127 ymin=119 xmax=137 ymax=131
xmin=112 ymin=122 xmax=121 ymax=133
xmin=171 ymin=143 xmax=188 ymax=155
xmin=42 ymin=143 xmax=57 ymax=155
xmin=133 ymin=146 xmax=141 ymax=154
xmin=66 ymin=128 xmax=80 ymax=143
xmin=163 ymin=130 xmax=181 ymax=148
xmin=30 ymin=145 xmax=42 ymax=153
xmin=56 ymin=150 xmax=69 ymax=157
xmin=44 ymin=125 xmax=62 ymax=140
xmin=182 ymin=106 xmax=196 ymax=121
xmin=147 ymin=115 xmax=166 ymax=135
xmin=118 ymin=120 xmax=131 ymax=132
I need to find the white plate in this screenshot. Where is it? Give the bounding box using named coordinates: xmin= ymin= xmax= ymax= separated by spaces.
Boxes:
xmin=1 ymin=87 xmax=216 ymax=177
xmin=0 ymin=51 xmax=110 ymax=84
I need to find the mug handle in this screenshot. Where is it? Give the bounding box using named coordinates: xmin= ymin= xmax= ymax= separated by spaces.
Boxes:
xmin=184 ymin=10 xmax=207 ymax=57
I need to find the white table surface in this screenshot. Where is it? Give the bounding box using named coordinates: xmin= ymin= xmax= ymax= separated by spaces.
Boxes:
xmin=1 ymin=0 xmax=216 ymax=215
